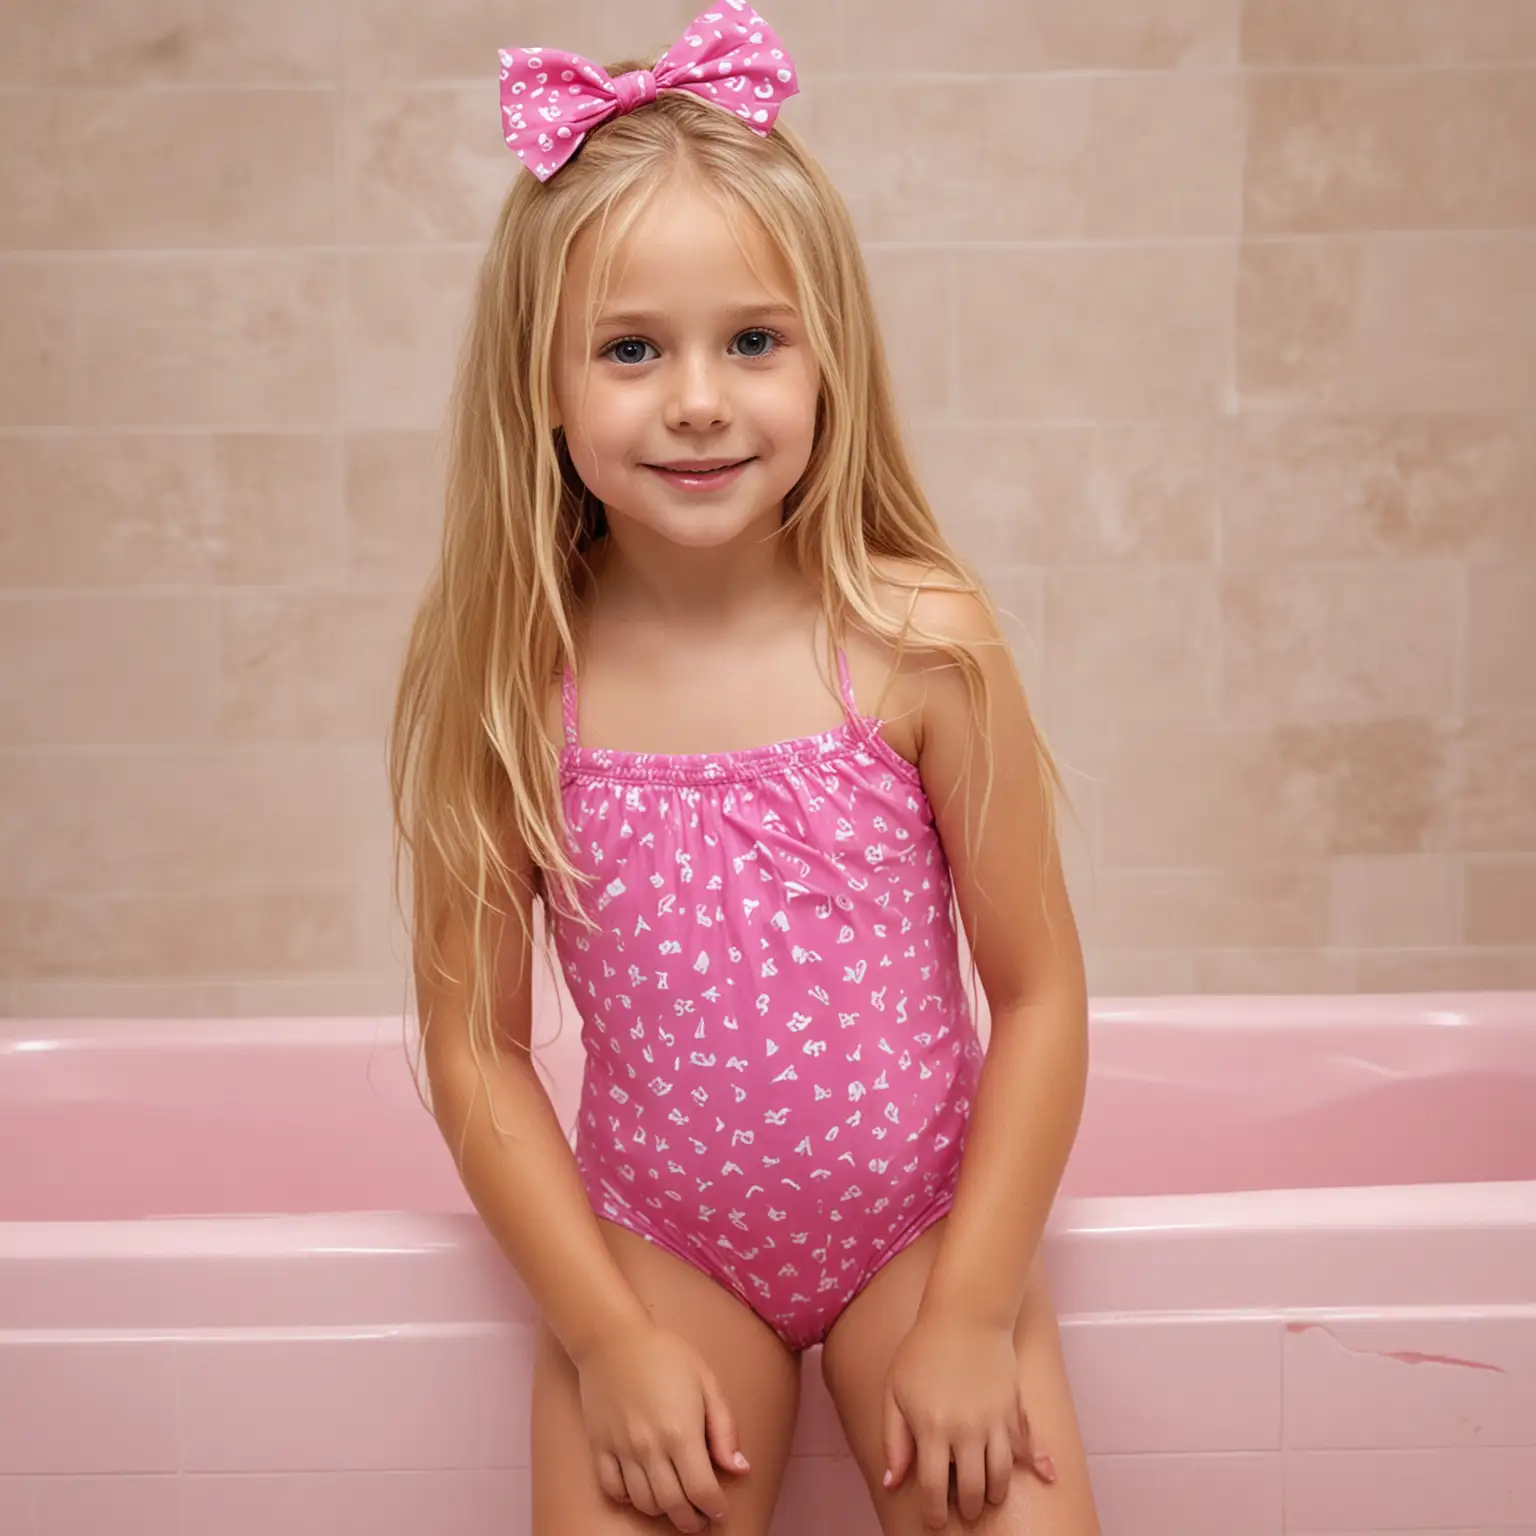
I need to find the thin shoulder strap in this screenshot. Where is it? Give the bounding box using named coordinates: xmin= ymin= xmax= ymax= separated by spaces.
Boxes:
xmin=834 ymin=647 xmax=862 ymax=722
xmin=560 ymin=661 xmax=580 ymax=748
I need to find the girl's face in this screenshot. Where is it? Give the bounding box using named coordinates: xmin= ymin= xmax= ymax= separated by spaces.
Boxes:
xmin=550 ymin=180 xmax=820 ymax=552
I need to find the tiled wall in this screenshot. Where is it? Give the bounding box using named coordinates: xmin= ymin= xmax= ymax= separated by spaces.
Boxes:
xmin=2 ymin=0 xmax=1533 ymax=1016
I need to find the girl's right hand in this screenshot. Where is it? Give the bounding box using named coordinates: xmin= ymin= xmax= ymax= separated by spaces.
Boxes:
xmin=575 ymin=1321 xmax=751 ymax=1532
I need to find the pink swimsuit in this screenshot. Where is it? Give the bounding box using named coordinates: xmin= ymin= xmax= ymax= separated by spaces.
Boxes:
xmin=553 ymin=651 xmax=984 ymax=1350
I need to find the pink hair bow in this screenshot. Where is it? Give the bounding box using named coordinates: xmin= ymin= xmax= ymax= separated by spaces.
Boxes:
xmin=499 ymin=2 xmax=799 ymax=182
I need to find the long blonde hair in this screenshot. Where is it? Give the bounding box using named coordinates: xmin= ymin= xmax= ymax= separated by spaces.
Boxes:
xmin=387 ymin=63 xmax=1065 ymax=1116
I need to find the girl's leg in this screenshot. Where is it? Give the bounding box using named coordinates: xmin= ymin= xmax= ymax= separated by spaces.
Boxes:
xmin=819 ymin=1220 xmax=1101 ymax=1535
xmin=532 ymin=1219 xmax=802 ymax=1536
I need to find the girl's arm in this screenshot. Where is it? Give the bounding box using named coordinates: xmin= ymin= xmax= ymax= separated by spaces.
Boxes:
xmin=419 ymin=856 xmax=752 ymax=1531
xmin=417 ymin=866 xmax=653 ymax=1362
xmin=905 ymin=583 xmax=1091 ymax=1331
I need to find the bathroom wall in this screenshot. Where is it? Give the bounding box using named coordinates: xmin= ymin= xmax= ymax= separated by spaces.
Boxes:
xmin=1 ymin=0 xmax=1533 ymax=1016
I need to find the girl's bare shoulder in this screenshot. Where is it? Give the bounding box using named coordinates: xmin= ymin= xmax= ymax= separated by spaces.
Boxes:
xmin=841 ymin=555 xmax=998 ymax=759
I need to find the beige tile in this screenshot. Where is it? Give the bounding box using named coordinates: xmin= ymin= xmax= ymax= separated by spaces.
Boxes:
xmin=350 ymin=743 xmax=410 ymax=977
xmin=0 ymin=97 xmax=68 ymax=249
xmin=988 ymin=566 xmax=1047 ymax=699
xmin=346 ymin=432 xmax=446 ymax=588
xmin=217 ymin=591 xmax=415 ymax=743
xmin=914 ymin=421 xmax=1220 ymax=568
xmin=345 ymin=87 xmax=510 ymax=245
xmin=1456 ymin=714 xmax=1536 ymax=853
xmin=1242 ymin=0 xmax=1536 ymax=66
xmin=6 ymin=980 xmax=238 ymax=1018
xmin=1099 ymin=719 xmax=1453 ymax=866
xmin=1085 ymin=949 xmax=1196 ymax=995
xmin=357 ymin=871 xmax=412 ymax=976
xmin=1087 ymin=866 xmax=1329 ymax=949
xmin=1354 ymin=947 xmax=1536 ymax=991
xmin=1053 ymin=773 xmax=1103 ymax=878
xmin=0 ymin=259 xmax=81 ymax=425
xmin=955 ymin=245 xmax=1234 ymax=420
xmin=1246 ymin=73 xmax=1536 ymax=236
xmin=0 ymin=891 xmax=356 ymax=982
xmin=1220 ymin=563 xmax=1459 ymax=721
xmin=0 ymin=595 xmax=215 ymax=745
xmin=346 ymin=0 xmax=592 ymax=80
xmin=845 ymin=0 xmax=1239 ymax=70
xmin=81 ymin=256 xmax=339 ymax=427
xmin=1192 ymin=948 xmax=1356 ymax=993
xmin=1059 ymin=835 xmax=1102 ymax=922
xmin=0 ymin=0 xmax=340 ymax=86
xmin=232 ymin=977 xmax=414 ymax=1017
xmin=1042 ymin=713 xmax=1126 ymax=797
xmin=0 ymin=0 xmax=44 ymax=85
xmin=1087 ymin=75 xmax=1244 ymax=238
xmin=1044 ymin=567 xmax=1219 ymax=728
xmin=344 ymin=249 xmax=480 ymax=430
xmin=0 ymin=749 xmax=372 ymax=899
xmin=1465 ymin=562 xmax=1536 ymax=710
xmin=0 ymin=92 xmax=335 ymax=250
xmin=1221 ymin=412 xmax=1536 ymax=564
xmin=796 ymin=77 xmax=1089 ymax=243
xmin=1236 ymin=240 xmax=1360 ymax=409
xmin=0 ymin=434 xmax=343 ymax=590
xmin=1329 ymin=854 xmax=1460 ymax=946
xmin=0 ymin=434 xmax=211 ymax=588
xmin=863 ymin=249 xmax=954 ymax=421
xmin=345 ymin=0 xmax=844 ymax=80
xmin=209 ymin=435 xmax=346 ymax=587
xmin=1056 ymin=854 xmax=1105 ymax=946
xmin=1463 ymin=859 xmax=1536 ymax=945
xmin=1238 ymin=235 xmax=1536 ymax=411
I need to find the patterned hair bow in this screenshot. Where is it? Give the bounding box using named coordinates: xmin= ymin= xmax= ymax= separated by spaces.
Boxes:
xmin=499 ymin=2 xmax=799 ymax=182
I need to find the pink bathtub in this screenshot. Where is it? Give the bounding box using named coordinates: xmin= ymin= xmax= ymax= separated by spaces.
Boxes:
xmin=2 ymin=993 xmax=1533 ymax=1535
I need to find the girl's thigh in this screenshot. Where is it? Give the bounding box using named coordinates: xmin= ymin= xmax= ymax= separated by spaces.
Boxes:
xmin=819 ymin=1221 xmax=1101 ymax=1536
xmin=531 ymin=1219 xmax=802 ymax=1536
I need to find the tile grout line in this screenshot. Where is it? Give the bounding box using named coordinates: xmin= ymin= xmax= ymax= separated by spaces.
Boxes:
xmin=6 ymin=230 xmax=1536 ymax=268
xmin=5 ymin=62 xmax=1536 ymax=93
xmin=334 ymin=36 xmax=352 ymax=595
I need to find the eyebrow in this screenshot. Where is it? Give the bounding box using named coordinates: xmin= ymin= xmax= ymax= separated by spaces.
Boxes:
xmin=591 ymin=302 xmax=801 ymax=330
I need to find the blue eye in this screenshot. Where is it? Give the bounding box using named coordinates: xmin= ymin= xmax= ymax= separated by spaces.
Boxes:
xmin=600 ymin=327 xmax=788 ymax=365
xmin=732 ymin=328 xmax=783 ymax=357
xmin=604 ymin=337 xmax=657 ymax=365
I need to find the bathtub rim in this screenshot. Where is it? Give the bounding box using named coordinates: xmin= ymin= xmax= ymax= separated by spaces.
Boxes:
xmin=4 ymin=991 xmax=1533 ymax=1053
xmin=3 ymin=1179 xmax=1532 ymax=1331
xmin=3 ymin=996 xmax=1532 ymax=1327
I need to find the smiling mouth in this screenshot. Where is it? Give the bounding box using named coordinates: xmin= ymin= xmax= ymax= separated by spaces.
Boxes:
xmin=647 ymin=458 xmax=753 ymax=473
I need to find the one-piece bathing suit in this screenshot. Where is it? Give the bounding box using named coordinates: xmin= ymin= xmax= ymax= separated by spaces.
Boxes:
xmin=552 ymin=650 xmax=984 ymax=1351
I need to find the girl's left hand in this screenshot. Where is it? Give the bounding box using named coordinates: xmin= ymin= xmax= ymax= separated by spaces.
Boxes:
xmin=881 ymin=1314 xmax=1057 ymax=1530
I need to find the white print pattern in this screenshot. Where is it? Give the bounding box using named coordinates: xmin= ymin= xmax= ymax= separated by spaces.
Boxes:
xmin=552 ymin=652 xmax=982 ymax=1351
xmin=498 ymin=6 xmax=798 ymax=182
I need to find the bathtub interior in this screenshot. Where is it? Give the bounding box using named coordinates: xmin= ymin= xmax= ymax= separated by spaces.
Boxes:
xmin=3 ymin=994 xmax=1534 ymax=1536
xmin=2 ymin=993 xmax=1533 ymax=1222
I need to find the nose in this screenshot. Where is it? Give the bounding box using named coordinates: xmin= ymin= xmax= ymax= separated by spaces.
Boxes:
xmin=665 ymin=348 xmax=731 ymax=432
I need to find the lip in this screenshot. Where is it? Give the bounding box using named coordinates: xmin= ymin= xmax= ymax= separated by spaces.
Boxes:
xmin=645 ymin=457 xmax=754 ymax=492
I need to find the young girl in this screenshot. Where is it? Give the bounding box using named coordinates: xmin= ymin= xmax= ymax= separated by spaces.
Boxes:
xmin=389 ymin=7 xmax=1100 ymax=1533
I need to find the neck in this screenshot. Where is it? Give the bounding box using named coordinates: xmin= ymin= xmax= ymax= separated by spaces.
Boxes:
xmin=592 ymin=503 xmax=805 ymax=630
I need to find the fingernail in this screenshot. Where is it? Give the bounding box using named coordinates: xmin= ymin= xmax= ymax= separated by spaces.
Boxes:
xmin=1039 ymin=1454 xmax=1057 ymax=1482
xmin=882 ymin=1470 xmax=893 ymax=1488
xmin=734 ymin=1453 xmax=749 ymax=1470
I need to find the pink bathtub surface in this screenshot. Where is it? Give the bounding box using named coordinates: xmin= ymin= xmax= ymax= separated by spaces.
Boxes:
xmin=3 ymin=993 xmax=1534 ymax=1225
xmin=2 ymin=993 xmax=1534 ymax=1536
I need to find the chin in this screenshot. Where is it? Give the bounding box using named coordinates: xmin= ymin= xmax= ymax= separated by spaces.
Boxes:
xmin=652 ymin=512 xmax=767 ymax=549
xmin=619 ymin=493 xmax=788 ymax=550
